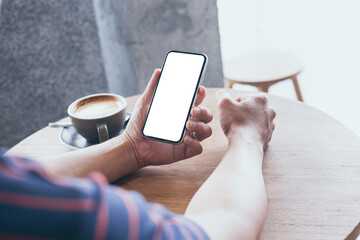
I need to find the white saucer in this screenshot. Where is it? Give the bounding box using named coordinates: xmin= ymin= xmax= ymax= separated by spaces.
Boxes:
xmin=59 ymin=113 xmax=131 ymax=150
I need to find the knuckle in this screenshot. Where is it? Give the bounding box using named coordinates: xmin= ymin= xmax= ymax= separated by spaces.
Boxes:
xmin=195 ymin=123 xmax=212 ymax=141
xmin=252 ymin=95 xmax=268 ymax=105
xmin=208 ymin=112 xmax=214 ymax=122
xmin=201 ymin=123 xmax=212 ymax=137
xmin=219 ymin=97 xmax=233 ymax=108
xmin=197 ymin=145 xmax=203 ymax=154
xmin=198 ymin=106 xmax=206 ymax=112
xmin=270 ymin=108 xmax=277 ymax=118
xmin=256 ymin=95 xmax=268 ymax=105
xmin=207 ymin=126 xmax=213 ymax=137
xmin=202 ymin=106 xmax=213 ymax=122
xmin=190 ymin=120 xmax=197 ymax=130
xmin=198 ymin=122 xmax=207 ymax=132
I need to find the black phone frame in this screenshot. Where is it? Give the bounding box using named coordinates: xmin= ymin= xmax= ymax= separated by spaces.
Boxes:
xmin=141 ymin=50 xmax=208 ymax=144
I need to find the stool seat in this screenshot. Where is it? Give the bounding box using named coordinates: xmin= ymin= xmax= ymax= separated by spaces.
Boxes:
xmin=224 ymin=51 xmax=304 ymax=101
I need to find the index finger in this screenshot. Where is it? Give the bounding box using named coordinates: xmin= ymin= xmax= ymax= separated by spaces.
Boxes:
xmin=194 ymin=86 xmax=206 ymax=106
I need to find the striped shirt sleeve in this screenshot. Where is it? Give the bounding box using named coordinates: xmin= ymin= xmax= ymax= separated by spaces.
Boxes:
xmin=0 ymin=151 xmax=209 ymax=240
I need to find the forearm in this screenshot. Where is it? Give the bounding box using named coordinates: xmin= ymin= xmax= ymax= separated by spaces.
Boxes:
xmin=185 ymin=133 xmax=267 ymax=239
xmin=35 ymin=134 xmax=138 ymax=182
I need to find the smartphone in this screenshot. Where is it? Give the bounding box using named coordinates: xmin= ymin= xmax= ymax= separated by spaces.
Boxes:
xmin=142 ymin=50 xmax=208 ymax=144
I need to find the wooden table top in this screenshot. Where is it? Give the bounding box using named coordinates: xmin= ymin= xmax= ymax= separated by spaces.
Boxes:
xmin=7 ymin=89 xmax=360 ymax=240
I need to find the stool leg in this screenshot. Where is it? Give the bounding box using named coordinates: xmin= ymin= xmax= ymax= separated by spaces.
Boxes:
xmin=224 ymin=79 xmax=234 ymax=88
xmin=291 ymin=75 xmax=303 ymax=102
xmin=257 ymin=85 xmax=269 ymax=93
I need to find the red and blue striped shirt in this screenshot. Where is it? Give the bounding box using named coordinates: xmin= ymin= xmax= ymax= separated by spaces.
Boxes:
xmin=0 ymin=151 xmax=209 ymax=240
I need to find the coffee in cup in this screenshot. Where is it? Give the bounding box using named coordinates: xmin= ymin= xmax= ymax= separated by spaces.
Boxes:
xmin=67 ymin=93 xmax=127 ymax=143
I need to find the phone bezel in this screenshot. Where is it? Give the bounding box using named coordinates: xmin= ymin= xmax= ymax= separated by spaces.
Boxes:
xmin=141 ymin=50 xmax=208 ymax=144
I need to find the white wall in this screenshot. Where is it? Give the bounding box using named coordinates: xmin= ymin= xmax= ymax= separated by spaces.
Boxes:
xmin=217 ymin=0 xmax=360 ymax=137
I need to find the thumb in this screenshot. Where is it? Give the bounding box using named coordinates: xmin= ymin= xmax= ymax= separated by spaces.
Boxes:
xmin=142 ymin=69 xmax=161 ymax=104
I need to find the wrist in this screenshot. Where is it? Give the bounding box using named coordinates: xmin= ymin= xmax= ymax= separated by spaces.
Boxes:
xmin=120 ymin=131 xmax=143 ymax=168
xmin=115 ymin=132 xmax=141 ymax=173
xmin=227 ymin=127 xmax=264 ymax=155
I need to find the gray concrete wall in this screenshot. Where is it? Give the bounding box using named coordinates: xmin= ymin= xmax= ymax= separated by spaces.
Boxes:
xmin=0 ymin=0 xmax=108 ymax=147
xmin=0 ymin=0 xmax=223 ymax=147
xmin=94 ymin=0 xmax=224 ymax=97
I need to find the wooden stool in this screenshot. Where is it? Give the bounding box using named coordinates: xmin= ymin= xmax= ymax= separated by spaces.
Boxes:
xmin=224 ymin=51 xmax=304 ymax=101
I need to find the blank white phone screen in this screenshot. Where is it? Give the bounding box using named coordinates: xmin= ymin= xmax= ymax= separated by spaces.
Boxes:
xmin=143 ymin=52 xmax=206 ymax=142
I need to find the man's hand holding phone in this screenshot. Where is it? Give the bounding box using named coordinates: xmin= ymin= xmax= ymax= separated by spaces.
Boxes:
xmin=121 ymin=69 xmax=213 ymax=169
